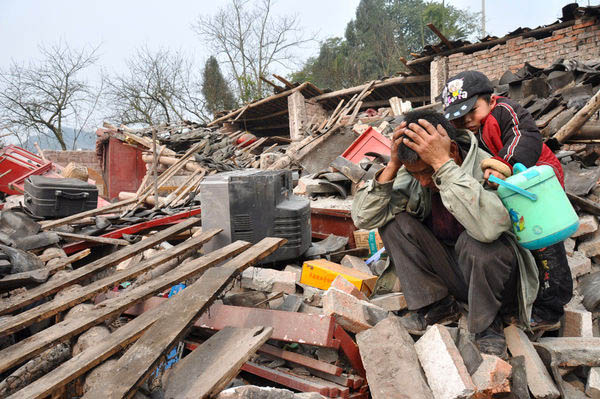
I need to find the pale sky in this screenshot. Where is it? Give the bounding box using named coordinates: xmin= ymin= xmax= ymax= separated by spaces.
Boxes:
xmin=2 ymin=0 xmax=599 ymax=81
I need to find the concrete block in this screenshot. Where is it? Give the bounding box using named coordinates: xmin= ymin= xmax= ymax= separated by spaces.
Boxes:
xmin=568 ymin=251 xmax=592 ymax=279
xmin=561 ymin=307 xmax=594 ymax=337
xmin=415 ymin=324 xmax=475 ymax=399
xmin=323 ymin=287 xmax=388 ymax=333
xmin=241 ymin=267 xmax=297 ymax=294
xmin=330 ymin=275 xmax=368 ymax=301
xmin=293 ymin=177 xmax=338 ymax=196
xmin=471 ymin=354 xmax=512 ymax=396
xmin=298 ymin=284 xmax=324 ymax=306
xmin=572 ymin=215 xmax=599 ymax=237
xmin=357 ymin=316 xmax=434 ymax=399
xmin=586 ymin=367 xmax=600 ymax=399
xmin=369 ymin=293 xmax=408 ymax=312
xmin=565 ymin=237 xmax=576 ymax=256
xmin=505 ymin=325 xmax=560 ymax=398
xmin=578 ymin=231 xmax=600 ymax=258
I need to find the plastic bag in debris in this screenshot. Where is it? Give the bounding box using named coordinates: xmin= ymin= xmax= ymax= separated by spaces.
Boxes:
xmin=530 ymin=241 xmax=573 ymax=323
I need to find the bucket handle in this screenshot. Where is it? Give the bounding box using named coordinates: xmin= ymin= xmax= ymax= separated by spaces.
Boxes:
xmin=489 ymin=175 xmax=538 ymax=201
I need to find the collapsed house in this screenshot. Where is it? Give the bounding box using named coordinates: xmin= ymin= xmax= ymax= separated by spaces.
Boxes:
xmin=2 ymin=3 xmax=600 ymax=399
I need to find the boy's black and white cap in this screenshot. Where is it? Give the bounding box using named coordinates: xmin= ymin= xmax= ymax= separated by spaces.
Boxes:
xmin=442 ymin=70 xmax=494 ymax=120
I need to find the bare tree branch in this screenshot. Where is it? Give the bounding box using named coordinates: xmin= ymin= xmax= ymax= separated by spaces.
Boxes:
xmin=106 ymin=47 xmax=209 ymax=126
xmin=0 ymin=41 xmax=101 ymax=150
xmin=192 ymin=0 xmax=315 ymax=103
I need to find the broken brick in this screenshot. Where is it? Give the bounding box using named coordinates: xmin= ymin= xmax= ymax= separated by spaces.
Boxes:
xmin=505 ymin=325 xmax=560 ymax=399
xmin=577 ymin=231 xmax=600 ymax=258
xmin=415 ymin=324 xmax=475 ymax=399
xmin=369 ymin=293 xmax=408 ymax=312
xmin=572 ymin=214 xmax=599 ymax=237
xmin=330 ymin=275 xmax=368 ymax=301
xmin=568 ymin=251 xmax=592 ymax=279
xmin=564 ymin=237 xmax=576 ymax=256
xmin=322 ymin=287 xmax=388 ymax=333
xmin=586 ymin=367 xmax=600 ymax=399
xmin=561 ymin=307 xmax=594 ymax=337
xmin=241 ymin=267 xmax=297 ymax=294
xmin=471 ymin=354 xmax=512 ymax=397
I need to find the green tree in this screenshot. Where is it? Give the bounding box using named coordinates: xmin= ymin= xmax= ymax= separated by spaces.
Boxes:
xmin=292 ymin=0 xmax=479 ymax=90
xmin=202 ymin=56 xmax=237 ymax=116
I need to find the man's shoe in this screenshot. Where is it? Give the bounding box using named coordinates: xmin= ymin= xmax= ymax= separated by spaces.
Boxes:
xmin=476 ymin=317 xmax=507 ymax=358
xmin=399 ymin=296 xmax=460 ymax=335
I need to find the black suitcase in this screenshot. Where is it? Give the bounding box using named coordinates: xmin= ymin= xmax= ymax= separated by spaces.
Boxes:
xmin=24 ymin=175 xmax=98 ymax=218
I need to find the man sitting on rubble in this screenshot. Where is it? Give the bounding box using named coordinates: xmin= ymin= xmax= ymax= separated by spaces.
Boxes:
xmin=351 ymin=110 xmax=538 ymax=356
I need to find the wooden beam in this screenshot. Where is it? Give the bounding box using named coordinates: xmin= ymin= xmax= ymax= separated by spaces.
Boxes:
xmin=208 ymin=82 xmax=310 ymax=126
xmin=83 ymin=237 xmax=286 ymax=399
xmin=40 ymin=198 xmax=138 ymax=230
xmin=553 ymin=88 xmax=600 ymax=143
xmin=310 ymin=75 xmax=430 ymax=103
xmin=55 ymin=231 xmax=130 ymax=246
xmin=260 ymin=76 xmax=285 ymax=92
xmin=0 ymin=229 xmax=220 ymax=337
xmin=163 ymin=327 xmax=273 ymax=398
xmin=0 ymin=241 xmax=251 ymax=376
xmin=272 ymin=74 xmax=295 ymax=89
xmin=427 ymin=23 xmax=454 ymax=48
xmin=0 ymin=217 xmax=201 ymax=316
xmin=45 ymin=249 xmax=91 ymax=274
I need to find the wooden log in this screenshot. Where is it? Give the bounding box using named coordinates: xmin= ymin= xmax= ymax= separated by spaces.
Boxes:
xmin=0 ymin=229 xmax=220 ymax=337
xmin=55 ymin=231 xmax=130 ymax=246
xmin=83 ymin=237 xmax=286 ymax=399
xmin=141 ymin=154 xmax=204 ymax=173
xmin=553 ymin=88 xmax=600 ymax=143
xmin=567 ymin=192 xmax=600 ymax=217
xmin=0 ymin=217 xmax=201 ymax=316
xmin=0 ymin=241 xmax=251 ymax=376
xmin=427 ymin=23 xmax=453 ymax=48
xmin=163 ymin=327 xmax=273 ymax=399
xmin=118 ymin=191 xmax=166 ymax=207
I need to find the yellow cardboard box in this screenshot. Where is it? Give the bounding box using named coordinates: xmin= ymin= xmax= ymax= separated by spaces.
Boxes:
xmin=300 ymin=259 xmax=377 ymax=295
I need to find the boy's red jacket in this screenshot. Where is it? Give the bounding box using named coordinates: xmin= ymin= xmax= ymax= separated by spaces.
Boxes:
xmin=479 ymin=96 xmax=564 ymax=186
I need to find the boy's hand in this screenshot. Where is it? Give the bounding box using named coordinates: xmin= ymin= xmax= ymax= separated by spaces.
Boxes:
xmin=403 ymin=119 xmax=452 ymax=171
xmin=484 ymin=168 xmax=506 ymax=189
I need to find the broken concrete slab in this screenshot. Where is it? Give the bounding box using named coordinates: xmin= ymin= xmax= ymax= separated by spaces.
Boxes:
xmin=471 ymin=354 xmax=512 ymax=397
xmin=330 ymin=275 xmax=368 ymax=301
xmin=241 ymin=267 xmax=297 ymax=294
xmin=561 ymin=307 xmax=594 ymax=337
xmin=357 ymin=316 xmax=433 ymax=399
xmin=369 ymin=293 xmax=407 ymax=312
xmin=322 ymin=287 xmax=388 ymax=333
xmin=415 ymin=324 xmax=475 ymax=399
xmin=505 ymin=325 xmax=560 ymax=399
xmin=536 ymin=337 xmax=600 ymax=367
xmin=586 ymin=367 xmax=600 ymax=399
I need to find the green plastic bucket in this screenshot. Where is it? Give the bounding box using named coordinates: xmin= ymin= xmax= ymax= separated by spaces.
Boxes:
xmin=490 ymin=163 xmax=579 ymax=250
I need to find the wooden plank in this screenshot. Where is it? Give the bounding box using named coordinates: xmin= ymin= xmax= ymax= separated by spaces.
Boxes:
xmin=0 ymin=229 xmax=220 ymax=336
xmin=0 ymin=217 xmax=201 ymax=316
xmin=427 ymin=23 xmax=454 ymax=49
xmin=258 ymin=343 xmax=343 ymax=376
xmin=554 ymin=88 xmax=600 ymax=143
xmin=163 ymin=327 xmax=273 ymax=399
xmin=40 ymin=198 xmax=138 ymax=230
xmin=83 ymin=237 xmax=286 ymax=399
xmin=0 ymin=241 xmax=251 ymax=376
xmin=536 ymin=105 xmax=566 ymax=128
xmin=567 ymin=192 xmax=600 ymax=217
xmin=55 ymin=231 xmax=130 ymax=246
xmin=45 ymin=249 xmax=91 ymax=274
